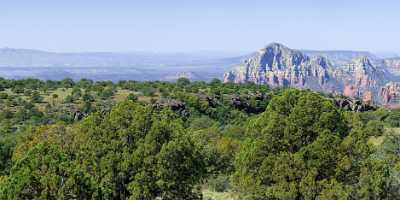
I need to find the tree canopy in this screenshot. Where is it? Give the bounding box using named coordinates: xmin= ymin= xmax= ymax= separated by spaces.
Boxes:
xmin=0 ymin=78 xmax=399 ymax=199
xmin=0 ymin=102 xmax=206 ymax=199
xmin=233 ymin=90 xmax=399 ymax=199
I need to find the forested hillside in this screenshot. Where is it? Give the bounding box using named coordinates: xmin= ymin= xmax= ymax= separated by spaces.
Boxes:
xmin=0 ymin=77 xmax=400 ymax=199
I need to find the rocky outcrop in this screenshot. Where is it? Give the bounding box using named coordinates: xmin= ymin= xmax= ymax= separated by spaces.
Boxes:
xmin=343 ymin=85 xmax=359 ymax=98
xmin=363 ymin=91 xmax=373 ymax=104
xmin=224 ymin=43 xmax=331 ymax=90
xmin=384 ymin=58 xmax=400 ymax=75
xmin=231 ymin=92 xmax=268 ymax=114
xmin=380 ymin=82 xmax=400 ymax=105
xmin=337 ymin=57 xmax=388 ymax=101
xmin=334 ymin=97 xmax=376 ymax=112
xmin=303 ymin=50 xmax=378 ymax=66
xmin=224 ymin=43 xmax=397 ymax=104
xmin=345 ymin=57 xmax=378 ymax=88
xmin=153 ymin=99 xmax=189 ymax=119
xmin=73 ymin=110 xmax=85 ymax=121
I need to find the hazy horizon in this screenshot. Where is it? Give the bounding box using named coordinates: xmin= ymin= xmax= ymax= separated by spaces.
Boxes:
xmin=0 ymin=43 xmax=396 ymax=57
xmin=1 ymin=0 xmax=400 ymax=54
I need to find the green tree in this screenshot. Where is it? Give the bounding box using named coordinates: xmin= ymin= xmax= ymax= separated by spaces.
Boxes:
xmin=30 ymin=91 xmax=43 ymax=103
xmin=51 ymin=93 xmax=59 ymax=105
xmin=233 ymin=90 xmax=397 ymax=199
xmin=0 ymin=125 xmax=95 ymax=199
xmin=176 ymin=77 xmax=191 ymax=88
xmin=0 ymin=92 xmax=8 ymax=99
xmin=0 ymin=101 xmax=207 ymax=199
xmin=82 ymin=92 xmax=94 ymax=102
xmin=127 ymin=93 xmax=138 ymax=101
xmin=11 ymin=85 xmax=24 ymax=94
xmin=64 ymin=95 xmax=73 ymax=103
xmin=61 ymin=78 xmax=75 ymax=88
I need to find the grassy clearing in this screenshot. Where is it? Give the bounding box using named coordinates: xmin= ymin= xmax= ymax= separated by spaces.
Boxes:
xmin=202 ymin=189 xmax=239 ymax=200
xmin=43 ymin=88 xmax=72 ymax=103
xmin=113 ymin=89 xmax=132 ymax=102
xmin=369 ymin=136 xmax=385 ymax=146
xmin=4 ymin=87 xmax=163 ymax=104
xmin=389 ymin=128 xmax=400 ymax=135
xmin=369 ymin=128 xmax=400 ymax=146
xmin=107 ymin=89 xmax=161 ymax=103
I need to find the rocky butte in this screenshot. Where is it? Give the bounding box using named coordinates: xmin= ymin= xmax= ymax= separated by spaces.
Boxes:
xmin=224 ymin=43 xmax=400 ymax=106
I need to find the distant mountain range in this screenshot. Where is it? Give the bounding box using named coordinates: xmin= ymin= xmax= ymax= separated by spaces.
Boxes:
xmin=0 ymin=48 xmax=244 ymax=81
xmin=224 ymin=43 xmax=400 ymax=105
xmin=0 ymin=48 xmax=246 ymax=68
xmin=2 ymin=45 xmax=400 ymax=105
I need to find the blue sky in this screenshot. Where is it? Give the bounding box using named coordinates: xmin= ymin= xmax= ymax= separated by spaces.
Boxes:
xmin=1 ymin=0 xmax=400 ymax=53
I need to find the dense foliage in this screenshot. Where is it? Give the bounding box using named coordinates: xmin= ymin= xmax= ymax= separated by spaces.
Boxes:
xmin=233 ymin=90 xmax=399 ymax=199
xmin=0 ymin=102 xmax=206 ymax=199
xmin=0 ymin=77 xmax=399 ymax=199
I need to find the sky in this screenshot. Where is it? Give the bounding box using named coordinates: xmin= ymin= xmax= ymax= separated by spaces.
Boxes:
xmin=1 ymin=0 xmax=400 ymax=54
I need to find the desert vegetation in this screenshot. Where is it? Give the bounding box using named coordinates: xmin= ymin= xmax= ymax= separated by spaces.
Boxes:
xmin=0 ymin=77 xmax=399 ymax=199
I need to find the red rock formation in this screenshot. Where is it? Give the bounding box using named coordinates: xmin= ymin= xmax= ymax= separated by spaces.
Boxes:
xmin=380 ymin=82 xmax=400 ymax=105
xmin=224 ymin=43 xmax=392 ymax=104
xmin=343 ymin=85 xmax=358 ymax=98
xmin=363 ymin=91 xmax=373 ymax=105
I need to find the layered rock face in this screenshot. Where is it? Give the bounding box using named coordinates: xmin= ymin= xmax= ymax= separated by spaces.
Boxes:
xmin=224 ymin=43 xmax=396 ymax=104
xmin=303 ymin=50 xmax=379 ymax=66
xmin=384 ymin=58 xmax=400 ymax=75
xmin=380 ymin=82 xmax=400 ymax=104
xmin=224 ymin=43 xmax=331 ymax=90
xmin=337 ymin=57 xmax=388 ymax=94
